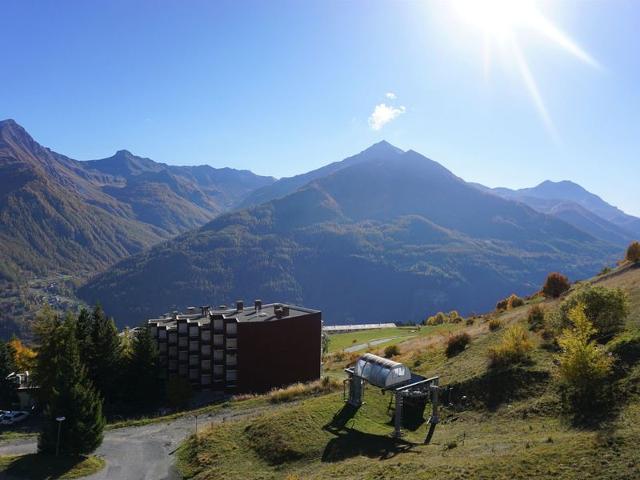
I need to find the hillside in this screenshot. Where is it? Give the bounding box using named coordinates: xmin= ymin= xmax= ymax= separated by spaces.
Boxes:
xmin=483 ymin=181 xmax=640 ymax=245
xmin=0 ymin=119 xmax=274 ymax=280
xmin=177 ymin=263 xmax=640 ymax=480
xmin=79 ymin=146 xmax=619 ymax=328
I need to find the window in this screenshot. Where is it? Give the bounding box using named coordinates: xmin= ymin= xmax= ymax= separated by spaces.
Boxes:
xmin=178 ymin=351 xmax=188 ymax=362
xmin=213 ymin=319 xmax=224 ymax=331
xmin=158 ymin=329 xmax=167 ymax=340
xmin=169 ymin=346 xmax=177 ymax=357
xmin=226 ymin=354 xmax=237 ymax=366
xmin=158 ymin=343 xmax=167 ymax=353
xmin=169 ymin=359 xmax=177 ymax=371
xmin=201 ymin=345 xmax=211 ymax=356
xmin=226 ymin=338 xmax=237 ymax=349
xmin=189 ymin=325 xmax=199 ymax=338
xmin=213 ymin=335 xmax=224 ymax=346
xmin=189 ymin=355 xmax=199 ymax=366
xmin=201 ymin=330 xmax=211 ymax=342
xmin=189 ymin=369 xmax=199 ymax=380
xmin=213 ymin=365 xmax=224 ymax=377
xmin=213 ymin=350 xmax=224 ymax=361
xmin=201 ymin=374 xmax=211 ymax=385
xmin=226 ymin=322 xmax=237 ymax=335
xmin=201 ymin=359 xmax=211 ymax=370
xmin=178 ymin=323 xmax=187 ymax=334
xmin=178 ymin=337 xmax=188 ymax=348
xmin=168 ymin=332 xmax=177 ymax=344
xmin=150 ymin=326 xmax=158 ymax=337
xmin=226 ymin=370 xmax=237 ymax=382
xmin=179 ymin=364 xmax=187 ymax=376
xmin=189 ymin=340 xmax=199 ymax=352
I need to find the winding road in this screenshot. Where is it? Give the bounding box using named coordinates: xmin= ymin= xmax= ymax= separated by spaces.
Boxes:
xmin=0 ymin=406 xmax=267 ymax=480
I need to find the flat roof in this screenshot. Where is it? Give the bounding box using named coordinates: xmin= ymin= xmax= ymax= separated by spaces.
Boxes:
xmin=148 ymin=302 xmax=319 ymax=329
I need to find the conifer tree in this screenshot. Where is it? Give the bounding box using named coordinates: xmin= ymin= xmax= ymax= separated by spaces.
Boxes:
xmin=86 ymin=305 xmax=123 ymax=406
xmin=75 ymin=308 xmax=92 ymax=366
xmin=37 ymin=314 xmax=105 ymax=455
xmin=125 ymin=326 xmax=163 ymax=412
xmin=0 ymin=340 xmax=18 ymax=409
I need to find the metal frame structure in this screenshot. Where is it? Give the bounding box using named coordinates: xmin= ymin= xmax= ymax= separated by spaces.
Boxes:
xmin=344 ymin=353 xmax=440 ymax=442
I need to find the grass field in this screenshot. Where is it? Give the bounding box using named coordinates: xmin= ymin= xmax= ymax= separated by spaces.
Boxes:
xmin=0 ymin=454 xmax=105 ymax=479
xmin=327 ymin=324 xmax=459 ymax=353
xmin=178 ymin=263 xmax=640 ymax=479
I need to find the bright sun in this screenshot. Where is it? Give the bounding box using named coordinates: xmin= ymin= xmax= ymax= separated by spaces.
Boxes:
xmin=451 ymin=0 xmax=599 ymax=136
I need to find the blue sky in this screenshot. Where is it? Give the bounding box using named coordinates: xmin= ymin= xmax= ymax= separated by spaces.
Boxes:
xmin=2 ymin=0 xmax=639 ymax=215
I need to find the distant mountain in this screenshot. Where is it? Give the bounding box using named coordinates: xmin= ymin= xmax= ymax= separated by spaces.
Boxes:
xmin=0 ymin=119 xmax=274 ymax=281
xmin=478 ymin=181 xmax=640 ymax=246
xmin=80 ymin=146 xmax=617 ymax=328
xmin=238 ymin=140 xmax=404 ymax=208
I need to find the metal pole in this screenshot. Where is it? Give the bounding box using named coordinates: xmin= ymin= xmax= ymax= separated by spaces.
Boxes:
xmin=394 ymin=391 xmax=403 ymax=438
xmin=55 ymin=416 xmax=65 ymax=456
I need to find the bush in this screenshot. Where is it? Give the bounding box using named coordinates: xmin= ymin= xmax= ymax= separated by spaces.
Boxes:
xmin=557 ymin=304 xmax=613 ymax=417
xmin=488 ymin=318 xmax=502 ymax=331
xmin=268 ymin=377 xmax=339 ymax=403
xmin=527 ymin=305 xmax=545 ymax=331
xmin=496 ymin=294 xmax=525 ymax=311
xmin=607 ymin=330 xmax=640 ymax=366
xmin=488 ymin=324 xmax=533 ymax=368
xmin=448 ymin=311 xmax=462 ymax=323
xmin=465 ymin=317 xmax=475 ymax=326
xmin=167 ymin=376 xmax=192 ymax=410
xmin=558 ymin=285 xmax=630 ymax=339
xmin=627 ymin=241 xmax=640 ymax=263
xmin=542 ymin=272 xmax=570 ymax=298
xmin=383 ymin=344 xmax=400 ymax=358
xmin=445 ymin=332 xmax=471 ymax=357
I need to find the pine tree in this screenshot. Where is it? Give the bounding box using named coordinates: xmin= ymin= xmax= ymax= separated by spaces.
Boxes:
xmin=0 ymin=340 xmax=18 ymax=409
xmin=125 ymin=326 xmax=163 ymax=412
xmin=33 ymin=306 xmax=64 ymax=405
xmin=75 ymin=308 xmax=92 ymax=366
xmin=86 ymin=305 xmax=123 ymax=406
xmin=37 ymin=314 xmax=105 ymax=455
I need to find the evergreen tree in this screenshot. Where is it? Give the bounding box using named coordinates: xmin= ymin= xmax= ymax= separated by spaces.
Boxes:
xmin=0 ymin=340 xmax=18 ymax=409
xmin=38 ymin=314 xmax=105 ymax=456
xmin=75 ymin=308 xmax=92 ymax=366
xmin=86 ymin=305 xmax=123 ymax=406
xmin=125 ymin=326 xmax=163 ymax=412
xmin=32 ymin=306 xmax=64 ymax=405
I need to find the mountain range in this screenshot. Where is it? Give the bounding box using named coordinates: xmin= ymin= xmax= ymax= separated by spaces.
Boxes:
xmin=1 ymin=119 xmax=637 ymax=331
xmin=0 ymin=119 xmax=274 ymax=281
xmin=78 ymin=143 xmax=625 ymax=327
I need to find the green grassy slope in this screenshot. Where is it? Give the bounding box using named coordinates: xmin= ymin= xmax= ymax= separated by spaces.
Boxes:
xmin=178 ymin=264 xmax=640 ymax=480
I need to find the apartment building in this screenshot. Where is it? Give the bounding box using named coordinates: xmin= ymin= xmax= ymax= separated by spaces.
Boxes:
xmin=148 ymin=300 xmax=321 ymax=394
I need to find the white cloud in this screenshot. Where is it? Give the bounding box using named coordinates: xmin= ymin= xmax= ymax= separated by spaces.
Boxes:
xmin=385 ymin=92 xmax=397 ymax=100
xmin=368 ymin=103 xmax=406 ymax=130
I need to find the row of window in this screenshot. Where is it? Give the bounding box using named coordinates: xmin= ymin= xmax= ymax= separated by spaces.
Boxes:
xmin=155 ymin=321 xmax=238 ymax=339
xmin=173 ymin=364 xmax=237 ymax=383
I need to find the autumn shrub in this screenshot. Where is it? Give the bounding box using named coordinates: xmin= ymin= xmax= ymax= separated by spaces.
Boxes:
xmin=627 ymin=241 xmax=640 ymax=263
xmin=527 ymin=304 xmax=545 ymax=331
xmin=507 ymin=294 xmax=525 ymax=309
xmin=557 ymin=304 xmax=613 ymax=418
xmin=268 ymin=377 xmax=340 ymax=403
xmin=465 ymin=317 xmax=475 ymax=326
xmin=495 ymin=298 xmax=509 ymax=312
xmin=542 ymin=272 xmax=570 ymax=298
xmin=488 ymin=324 xmax=533 ymax=369
xmin=558 ymin=285 xmax=630 ymax=339
xmin=445 ymin=332 xmax=471 ymax=357
xmin=384 ymin=344 xmax=400 ymax=358
xmin=488 ymin=318 xmax=501 ymax=331
xmin=448 ymin=311 xmax=462 ymax=323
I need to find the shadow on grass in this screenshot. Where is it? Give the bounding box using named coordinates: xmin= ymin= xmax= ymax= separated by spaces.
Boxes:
xmin=3 ymin=453 xmax=103 ymax=479
xmin=322 ymin=404 xmax=419 ymax=462
xmin=448 ymin=366 xmax=550 ymax=411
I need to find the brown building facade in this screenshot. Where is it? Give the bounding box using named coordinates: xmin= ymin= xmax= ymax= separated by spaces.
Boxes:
xmin=148 ymin=301 xmax=321 ymax=394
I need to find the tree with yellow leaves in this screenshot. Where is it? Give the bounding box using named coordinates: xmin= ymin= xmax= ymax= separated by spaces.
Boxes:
xmin=8 ymin=338 xmax=37 ymax=372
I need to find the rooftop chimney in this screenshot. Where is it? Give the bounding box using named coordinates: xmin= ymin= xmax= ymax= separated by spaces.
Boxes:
xmin=236 ymin=300 xmax=244 ymax=312
xmin=254 ymin=299 xmax=262 ymax=311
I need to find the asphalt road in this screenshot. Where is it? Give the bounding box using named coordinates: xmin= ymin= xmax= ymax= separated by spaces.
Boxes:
xmin=0 ymin=406 xmax=264 ymax=480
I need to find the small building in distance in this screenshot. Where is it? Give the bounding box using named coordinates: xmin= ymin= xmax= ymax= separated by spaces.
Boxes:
xmin=148 ymin=300 xmax=322 ymax=394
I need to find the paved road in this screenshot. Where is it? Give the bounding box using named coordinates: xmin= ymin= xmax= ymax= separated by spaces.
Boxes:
xmin=0 ymin=407 xmax=264 ymax=480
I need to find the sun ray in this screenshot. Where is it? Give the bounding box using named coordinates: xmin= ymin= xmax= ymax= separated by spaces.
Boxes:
xmin=509 ymin=38 xmax=558 ymax=141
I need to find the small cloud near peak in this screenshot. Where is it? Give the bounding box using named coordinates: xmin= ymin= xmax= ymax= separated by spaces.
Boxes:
xmin=368 ymin=103 xmax=406 ymax=131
